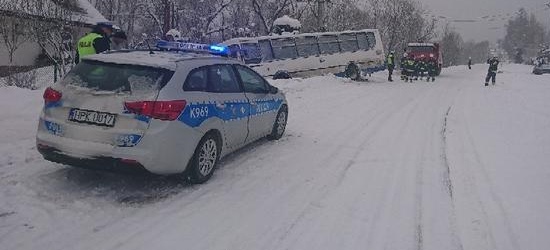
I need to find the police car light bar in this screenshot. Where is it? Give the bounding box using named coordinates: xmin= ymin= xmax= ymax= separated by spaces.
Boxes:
xmin=156 ymin=40 xmax=228 ymax=55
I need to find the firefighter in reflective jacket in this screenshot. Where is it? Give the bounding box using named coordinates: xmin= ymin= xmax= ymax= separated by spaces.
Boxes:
xmin=403 ymin=55 xmax=416 ymax=82
xmin=415 ymin=55 xmax=428 ymax=80
xmin=426 ymin=58 xmax=437 ymax=82
xmin=75 ymin=22 xmax=114 ymax=63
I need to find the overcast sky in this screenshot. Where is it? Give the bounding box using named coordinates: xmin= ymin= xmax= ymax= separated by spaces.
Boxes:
xmin=413 ymin=0 xmax=550 ymax=43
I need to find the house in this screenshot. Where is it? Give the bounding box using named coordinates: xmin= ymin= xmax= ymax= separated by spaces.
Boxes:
xmin=0 ymin=0 xmax=108 ymax=71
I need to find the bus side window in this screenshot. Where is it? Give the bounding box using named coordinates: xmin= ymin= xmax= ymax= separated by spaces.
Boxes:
xmin=240 ymin=43 xmax=262 ymax=64
xmin=228 ymin=44 xmax=241 ymax=59
xmin=258 ymin=40 xmax=274 ymax=62
xmin=318 ymin=35 xmax=340 ymax=55
xmin=272 ymin=38 xmax=298 ymax=60
xmin=366 ymin=32 xmax=376 ymax=49
xmin=356 ymin=32 xmax=370 ymax=51
xmin=295 ymin=36 xmax=320 ymax=57
xmin=339 ymin=33 xmax=358 ymax=52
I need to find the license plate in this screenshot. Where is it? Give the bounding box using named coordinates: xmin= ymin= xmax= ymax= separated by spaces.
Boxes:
xmin=68 ymin=108 xmax=117 ymax=127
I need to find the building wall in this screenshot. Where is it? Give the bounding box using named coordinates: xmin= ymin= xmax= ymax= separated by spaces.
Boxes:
xmin=0 ymin=38 xmax=43 ymax=67
xmin=0 ymin=22 xmax=93 ymax=67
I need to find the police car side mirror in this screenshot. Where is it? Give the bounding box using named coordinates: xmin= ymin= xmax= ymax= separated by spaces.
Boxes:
xmin=269 ymin=85 xmax=279 ymax=94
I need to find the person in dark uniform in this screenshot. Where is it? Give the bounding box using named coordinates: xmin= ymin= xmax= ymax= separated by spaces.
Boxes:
xmin=386 ymin=51 xmax=396 ymax=82
xmin=403 ymin=55 xmax=416 ymax=83
xmin=427 ymin=58 xmax=437 ymax=82
xmin=468 ymin=57 xmax=472 ymax=70
xmin=416 ymin=55 xmax=428 ymax=80
xmin=485 ymin=56 xmax=499 ymax=86
xmin=400 ymin=51 xmax=408 ymax=80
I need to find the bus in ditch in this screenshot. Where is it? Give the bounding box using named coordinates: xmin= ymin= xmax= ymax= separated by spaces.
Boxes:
xmin=221 ymin=29 xmax=386 ymax=80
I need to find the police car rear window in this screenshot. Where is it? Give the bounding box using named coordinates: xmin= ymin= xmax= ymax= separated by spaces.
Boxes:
xmin=61 ymin=61 xmax=173 ymax=93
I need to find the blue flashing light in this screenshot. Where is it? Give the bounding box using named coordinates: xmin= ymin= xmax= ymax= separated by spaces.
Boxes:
xmin=156 ymin=40 xmax=228 ymax=56
xmin=209 ymin=45 xmax=227 ymax=53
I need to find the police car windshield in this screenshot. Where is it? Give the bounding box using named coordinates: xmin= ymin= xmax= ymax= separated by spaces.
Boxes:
xmin=61 ymin=61 xmax=173 ymax=93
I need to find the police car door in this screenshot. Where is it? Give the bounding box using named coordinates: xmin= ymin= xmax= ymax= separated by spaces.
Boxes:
xmin=234 ymin=65 xmax=278 ymax=142
xmin=206 ymin=64 xmax=249 ymax=149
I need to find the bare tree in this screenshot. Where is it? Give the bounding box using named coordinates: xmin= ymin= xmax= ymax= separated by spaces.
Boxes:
xmin=367 ymin=0 xmax=437 ymax=53
xmin=0 ymin=1 xmax=31 ymax=64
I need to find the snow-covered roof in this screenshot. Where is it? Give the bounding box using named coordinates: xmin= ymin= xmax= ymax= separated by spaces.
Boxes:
xmin=222 ymin=29 xmax=380 ymax=45
xmin=74 ymin=0 xmax=109 ymax=25
xmin=84 ymin=51 xmax=227 ymax=70
xmin=0 ymin=0 xmax=108 ymax=26
xmin=273 ymin=15 xmax=301 ymax=29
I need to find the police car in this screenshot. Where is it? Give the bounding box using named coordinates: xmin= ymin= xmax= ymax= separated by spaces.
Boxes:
xmin=36 ymin=41 xmax=288 ymax=183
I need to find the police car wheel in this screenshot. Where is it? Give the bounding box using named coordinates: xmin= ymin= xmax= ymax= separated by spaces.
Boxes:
xmin=187 ymin=133 xmax=221 ymax=184
xmin=268 ymin=106 xmax=288 ymax=140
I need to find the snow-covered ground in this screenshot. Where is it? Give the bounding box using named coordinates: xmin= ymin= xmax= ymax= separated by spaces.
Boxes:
xmin=1 ymin=64 xmax=549 ymax=250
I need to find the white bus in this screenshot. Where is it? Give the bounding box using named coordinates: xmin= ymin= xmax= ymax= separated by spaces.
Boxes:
xmin=221 ymin=29 xmax=386 ymax=80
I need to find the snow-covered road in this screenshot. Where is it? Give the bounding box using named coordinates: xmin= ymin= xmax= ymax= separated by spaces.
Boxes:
xmin=1 ymin=64 xmax=549 ymax=250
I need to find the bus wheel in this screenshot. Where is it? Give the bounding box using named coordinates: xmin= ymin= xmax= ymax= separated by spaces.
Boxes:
xmin=273 ymin=70 xmax=292 ymax=80
xmin=345 ymin=63 xmax=361 ymax=81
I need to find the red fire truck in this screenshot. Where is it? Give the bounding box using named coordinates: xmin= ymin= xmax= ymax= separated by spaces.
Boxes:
xmin=407 ymin=42 xmax=443 ymax=75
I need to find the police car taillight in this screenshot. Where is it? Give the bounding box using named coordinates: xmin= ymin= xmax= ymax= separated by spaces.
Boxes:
xmin=124 ymin=100 xmax=187 ymax=121
xmin=43 ymin=87 xmax=62 ymax=104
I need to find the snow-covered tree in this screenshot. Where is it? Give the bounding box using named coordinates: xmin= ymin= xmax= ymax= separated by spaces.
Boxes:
xmin=365 ymin=0 xmax=437 ymax=53
xmin=440 ymin=24 xmax=463 ymax=67
xmin=502 ymin=8 xmax=546 ymax=62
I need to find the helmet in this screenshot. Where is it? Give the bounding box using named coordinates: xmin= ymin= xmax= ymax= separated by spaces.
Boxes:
xmin=403 ymin=52 xmax=408 ymax=58
xmin=390 ymin=50 xmax=395 ymax=54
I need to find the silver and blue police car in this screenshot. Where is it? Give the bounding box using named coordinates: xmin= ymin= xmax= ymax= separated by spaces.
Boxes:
xmin=36 ymin=42 xmax=288 ymax=183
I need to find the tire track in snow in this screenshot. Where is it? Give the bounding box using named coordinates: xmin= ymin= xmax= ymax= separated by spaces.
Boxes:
xmin=442 ymin=106 xmax=454 ymax=199
xmin=460 ymin=107 xmax=522 ymax=250
xmin=362 ymin=86 xmax=437 ymax=250
xmin=440 ymin=105 xmax=465 ymax=250
xmin=273 ymin=89 xmax=424 ymax=249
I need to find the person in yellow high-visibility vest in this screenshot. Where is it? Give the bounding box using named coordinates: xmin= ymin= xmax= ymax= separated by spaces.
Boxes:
xmin=75 ymin=22 xmax=114 ymax=63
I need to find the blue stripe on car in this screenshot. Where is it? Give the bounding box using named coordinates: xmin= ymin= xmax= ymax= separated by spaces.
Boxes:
xmin=178 ymin=99 xmax=283 ymax=128
xmin=45 ymin=101 xmax=62 ymax=109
